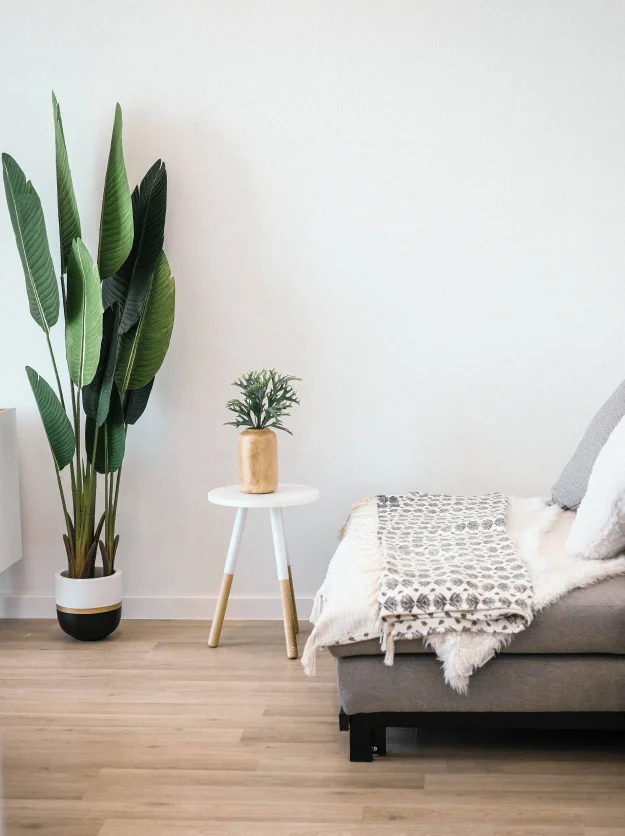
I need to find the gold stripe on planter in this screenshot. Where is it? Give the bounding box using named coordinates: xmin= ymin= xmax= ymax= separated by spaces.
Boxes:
xmin=56 ymin=603 xmax=122 ymax=615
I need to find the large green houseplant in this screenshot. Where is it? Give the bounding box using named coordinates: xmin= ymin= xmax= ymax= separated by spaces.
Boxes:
xmin=3 ymin=95 xmax=175 ymax=639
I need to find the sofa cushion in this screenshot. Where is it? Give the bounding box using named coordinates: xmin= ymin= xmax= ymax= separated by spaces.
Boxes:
xmin=329 ymin=575 xmax=625 ymax=657
xmin=566 ymin=415 xmax=625 ymax=560
xmin=552 ymin=378 xmax=625 ymax=511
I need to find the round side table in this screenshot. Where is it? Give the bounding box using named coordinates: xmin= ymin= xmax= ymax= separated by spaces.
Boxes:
xmin=207 ymin=483 xmax=319 ymax=658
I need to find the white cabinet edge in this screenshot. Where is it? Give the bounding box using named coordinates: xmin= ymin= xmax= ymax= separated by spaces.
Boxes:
xmin=0 ymin=408 xmax=22 ymax=572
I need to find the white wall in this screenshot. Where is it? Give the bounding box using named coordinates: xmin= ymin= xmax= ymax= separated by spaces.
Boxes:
xmin=2 ymin=0 xmax=625 ymax=617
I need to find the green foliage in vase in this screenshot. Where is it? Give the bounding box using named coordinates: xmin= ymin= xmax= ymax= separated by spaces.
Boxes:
xmin=3 ymin=94 xmax=175 ymax=578
xmin=226 ymin=369 xmax=301 ymax=435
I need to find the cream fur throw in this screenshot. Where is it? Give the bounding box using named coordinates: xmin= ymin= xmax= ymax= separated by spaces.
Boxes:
xmin=302 ymin=496 xmax=625 ymax=694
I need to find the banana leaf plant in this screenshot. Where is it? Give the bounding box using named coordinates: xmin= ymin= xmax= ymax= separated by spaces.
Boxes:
xmin=2 ymin=95 xmax=175 ymax=578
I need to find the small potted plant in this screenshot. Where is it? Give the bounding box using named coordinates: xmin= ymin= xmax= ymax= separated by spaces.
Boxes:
xmin=226 ymin=370 xmax=300 ymax=494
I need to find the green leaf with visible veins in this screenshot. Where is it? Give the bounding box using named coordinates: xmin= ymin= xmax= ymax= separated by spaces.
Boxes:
xmin=86 ymin=383 xmax=126 ymax=473
xmin=124 ymin=377 xmax=155 ymax=425
xmin=102 ymin=160 xmax=167 ymax=328
xmin=115 ymin=250 xmax=175 ymax=392
xmin=98 ymin=104 xmax=133 ymax=278
xmin=101 ymin=270 xmax=127 ymax=310
xmin=117 ymin=160 xmax=167 ymax=333
xmin=26 ymin=366 xmax=75 ymax=470
xmin=52 ymin=93 xmax=81 ymax=275
xmin=2 ymin=153 xmax=59 ymax=331
xmin=82 ymin=302 xmax=120 ymax=426
xmin=65 ymin=239 xmax=103 ymax=388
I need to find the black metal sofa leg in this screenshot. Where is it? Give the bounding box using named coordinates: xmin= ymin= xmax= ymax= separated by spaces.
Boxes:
xmin=372 ymin=723 xmax=387 ymax=756
xmin=348 ymin=715 xmax=387 ymax=761
xmin=339 ymin=707 xmax=349 ymax=731
xmin=349 ymin=714 xmax=373 ymax=761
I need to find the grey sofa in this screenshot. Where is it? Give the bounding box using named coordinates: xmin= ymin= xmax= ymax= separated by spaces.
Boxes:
xmin=330 ymin=575 xmax=625 ymax=761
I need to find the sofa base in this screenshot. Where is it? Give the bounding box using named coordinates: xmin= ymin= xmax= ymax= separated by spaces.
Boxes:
xmin=337 ymin=654 xmax=625 ymax=714
xmin=342 ymin=710 xmax=625 ymax=762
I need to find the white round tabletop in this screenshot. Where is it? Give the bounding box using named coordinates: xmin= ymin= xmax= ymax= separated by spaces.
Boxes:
xmin=207 ymin=483 xmax=319 ymax=508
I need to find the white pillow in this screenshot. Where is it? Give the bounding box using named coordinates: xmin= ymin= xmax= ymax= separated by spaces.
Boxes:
xmin=566 ymin=413 xmax=625 ymax=560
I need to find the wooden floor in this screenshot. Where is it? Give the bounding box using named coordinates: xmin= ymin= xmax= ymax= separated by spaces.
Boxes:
xmin=0 ymin=620 xmax=623 ymax=836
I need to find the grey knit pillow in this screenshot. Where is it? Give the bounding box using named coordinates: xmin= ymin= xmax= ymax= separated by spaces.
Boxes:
xmin=552 ymin=379 xmax=625 ymax=510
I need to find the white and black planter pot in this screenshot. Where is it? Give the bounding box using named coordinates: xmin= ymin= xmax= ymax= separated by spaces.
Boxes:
xmin=55 ymin=568 xmax=122 ymax=641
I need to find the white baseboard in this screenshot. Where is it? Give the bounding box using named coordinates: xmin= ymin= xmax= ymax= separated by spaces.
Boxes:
xmin=0 ymin=594 xmax=314 ymax=620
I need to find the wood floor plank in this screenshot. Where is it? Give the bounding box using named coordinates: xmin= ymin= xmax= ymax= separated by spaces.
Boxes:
xmin=1 ymin=726 xmax=242 ymax=745
xmin=83 ymin=780 xmax=427 ymax=806
xmin=2 ymin=745 xmax=257 ymax=771
xmin=4 ymin=798 xmax=365 ymax=824
xmin=3 ymin=782 xmax=89 ymax=801
xmin=426 ymin=772 xmax=625 ymax=792
xmin=93 ymin=765 xmax=426 ymax=790
xmin=97 ymin=821 xmax=584 ymax=836
xmin=441 ymin=758 xmax=625 ymax=775
xmin=6 ymin=817 xmax=103 ymax=836
xmin=579 ymin=808 xmax=625 ymax=828
xmin=363 ymin=802 xmax=583 ymax=826
xmin=0 ymin=709 xmax=260 ymax=726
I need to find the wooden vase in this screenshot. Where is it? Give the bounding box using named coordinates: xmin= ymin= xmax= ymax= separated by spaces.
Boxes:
xmin=238 ymin=428 xmax=278 ymax=494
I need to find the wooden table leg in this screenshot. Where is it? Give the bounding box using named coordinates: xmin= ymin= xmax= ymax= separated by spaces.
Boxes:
xmin=287 ymin=564 xmax=299 ymax=634
xmin=208 ymin=573 xmax=233 ymax=647
xmin=279 ymin=578 xmax=298 ymax=659
xmin=280 ymin=513 xmax=299 ymax=634
xmin=208 ymin=507 xmax=247 ymax=647
xmin=270 ymin=507 xmax=298 ymax=659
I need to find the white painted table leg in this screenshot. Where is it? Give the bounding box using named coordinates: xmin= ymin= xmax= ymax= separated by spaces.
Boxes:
xmin=208 ymin=507 xmax=248 ymax=647
xmin=270 ymin=507 xmax=298 ymax=659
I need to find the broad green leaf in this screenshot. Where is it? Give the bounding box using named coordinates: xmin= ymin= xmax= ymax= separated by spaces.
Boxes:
xmin=2 ymin=154 xmax=59 ymax=331
xmin=118 ymin=160 xmax=167 ymax=334
xmin=52 ymin=93 xmax=81 ymax=274
xmin=98 ymin=104 xmax=133 ymax=278
xmin=115 ymin=251 xmax=175 ymax=392
xmin=86 ymin=383 xmax=126 ymax=473
xmin=82 ymin=302 xmax=120 ymax=426
xmin=124 ymin=377 xmax=154 ymax=425
xmin=26 ymin=366 xmax=75 ymax=470
xmin=101 ymin=272 xmax=127 ymax=310
xmin=66 ymin=239 xmax=103 ymax=388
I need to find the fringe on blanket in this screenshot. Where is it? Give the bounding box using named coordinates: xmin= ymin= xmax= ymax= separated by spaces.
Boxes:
xmin=380 ymin=621 xmax=395 ymax=666
xmin=301 ymin=627 xmax=319 ymax=676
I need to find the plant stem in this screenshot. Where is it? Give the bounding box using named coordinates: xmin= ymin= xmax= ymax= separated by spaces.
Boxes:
xmin=87 ymin=425 xmax=99 ymax=548
xmin=109 ymin=460 xmax=114 ymax=510
xmin=86 ymin=423 xmax=98 ymax=526
xmin=45 ymin=322 xmax=79 ymax=571
xmin=54 ymin=462 xmax=75 ymax=575
xmin=59 ymin=275 xmax=78 ymax=519
xmin=69 ymin=388 xmax=78 ymax=518
xmin=44 ymin=330 xmax=66 ymax=411
xmin=54 ymin=464 xmax=71 ymax=535
xmin=109 ymin=463 xmax=123 ymax=563
xmin=104 ymin=439 xmax=109 ymax=546
xmin=38 ymin=331 xmax=72 ymax=568
xmin=75 ymin=389 xmax=82 ymax=502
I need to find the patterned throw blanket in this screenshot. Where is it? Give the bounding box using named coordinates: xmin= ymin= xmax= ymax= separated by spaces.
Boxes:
xmin=377 ymin=492 xmax=534 ymax=664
